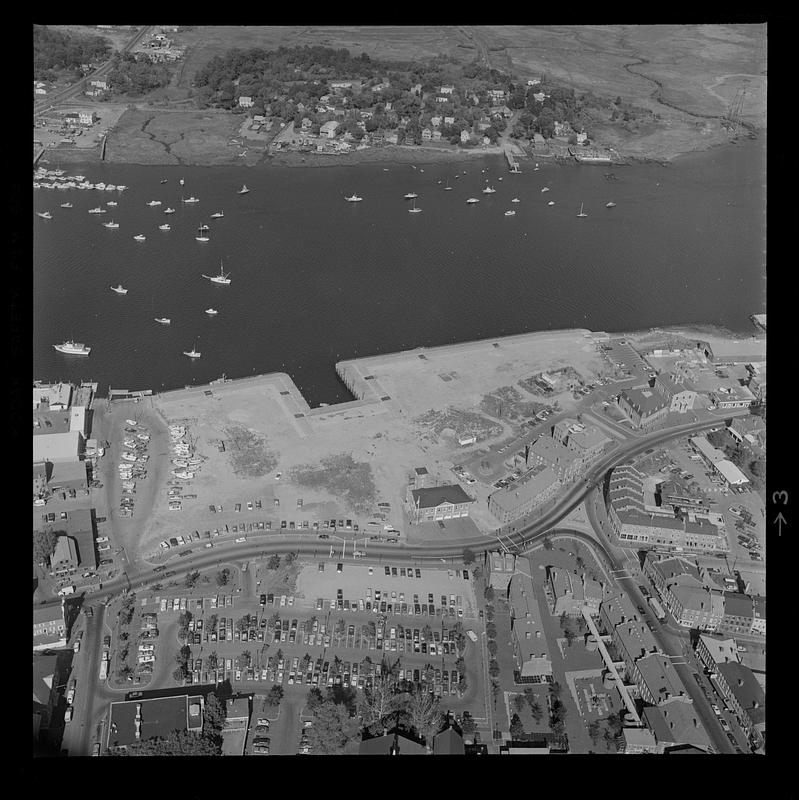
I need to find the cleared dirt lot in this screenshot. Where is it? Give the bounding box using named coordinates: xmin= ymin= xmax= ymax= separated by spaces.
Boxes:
xmin=143 ymin=329 xmax=605 ymax=554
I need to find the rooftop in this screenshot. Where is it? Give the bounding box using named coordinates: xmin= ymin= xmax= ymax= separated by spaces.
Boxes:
xmin=509 ymin=559 xmax=551 ymax=670
xmin=411 ymin=484 xmax=474 ymax=509
xmin=489 ymin=465 xmax=559 ymax=514
xmin=359 ymin=731 xmax=427 ymax=755
xmin=713 ymin=459 xmax=749 ymax=485
xmin=32 ymin=430 xmax=83 ymax=464
xmin=722 ymin=592 xmax=754 ymax=620
xmin=568 ymin=425 xmax=611 ymax=451
xmin=433 ymin=726 xmax=465 ymax=755
xmin=716 ymin=662 xmax=765 ymax=724
xmin=33 ymin=603 xmax=65 ymax=626
xmin=690 ymin=436 xmax=726 ymax=464
xmin=529 ymin=435 xmax=580 ymax=467
xmin=642 ymin=703 xmax=712 ymax=749
xmin=107 ymin=694 xmax=204 ymax=749
xmin=698 ymin=634 xmax=739 ymax=665
xmin=619 ymin=387 xmax=669 ymax=416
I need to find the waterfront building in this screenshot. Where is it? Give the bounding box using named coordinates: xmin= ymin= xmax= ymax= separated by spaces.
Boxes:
xmin=407 ymin=485 xmax=474 ymax=524
xmin=487 ymin=464 xmax=560 ymax=524
xmin=320 ymin=120 xmax=339 ymax=139
xmin=51 ymin=535 xmax=79 ymax=580
xmin=33 ymin=382 xmax=73 ymax=411
xmin=617 ymin=387 xmax=669 ymax=429
xmin=32 ymin=430 xmax=84 ymax=464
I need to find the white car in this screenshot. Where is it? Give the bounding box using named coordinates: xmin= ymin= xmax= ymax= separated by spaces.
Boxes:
xmin=95 ymin=536 xmax=109 ymax=544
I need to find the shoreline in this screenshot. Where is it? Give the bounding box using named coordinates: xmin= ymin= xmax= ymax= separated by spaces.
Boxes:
xmin=105 ymin=321 xmax=764 ymax=406
xmin=42 ymin=129 xmax=759 ymax=170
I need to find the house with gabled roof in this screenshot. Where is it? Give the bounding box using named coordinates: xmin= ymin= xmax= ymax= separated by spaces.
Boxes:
xmin=407 ymin=485 xmax=474 ymax=524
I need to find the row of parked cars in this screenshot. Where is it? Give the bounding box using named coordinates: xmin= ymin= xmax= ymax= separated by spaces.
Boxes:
xmin=319 ymin=584 xmax=466 ymax=620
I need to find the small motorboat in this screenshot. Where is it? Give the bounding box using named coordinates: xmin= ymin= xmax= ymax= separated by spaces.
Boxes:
xmin=111 ymin=285 xmax=128 ymax=294
xmin=205 ymin=308 xmax=218 ymax=316
xmin=133 ymin=234 xmax=146 ymax=241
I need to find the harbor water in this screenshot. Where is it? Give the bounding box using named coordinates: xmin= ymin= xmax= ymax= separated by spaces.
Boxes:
xmin=33 ymin=138 xmax=765 ymax=406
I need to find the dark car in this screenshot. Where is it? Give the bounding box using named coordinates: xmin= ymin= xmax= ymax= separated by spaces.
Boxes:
xmin=260 ymin=594 xmax=267 ymax=605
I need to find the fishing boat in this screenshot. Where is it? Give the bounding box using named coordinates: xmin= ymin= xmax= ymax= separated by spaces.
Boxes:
xmin=404 ymin=192 xmax=418 ymax=199
xmin=534 ymin=163 xmax=540 ymax=171
xmin=147 ymin=200 xmax=162 ymax=207
xmin=345 ymin=194 xmax=363 ymax=202
xmin=88 ymin=207 xmax=106 ymax=213
xmin=466 ymin=198 xmax=480 ymax=204
xmin=199 ymin=223 xmax=209 ymax=231
xmin=60 ymin=202 xmax=73 ymax=208
xmin=105 ymin=185 xmax=117 ymax=191
xmin=182 ymin=196 xmax=199 ymax=204
xmin=238 ymin=184 xmax=250 ymax=194
xmin=205 ymin=308 xmax=218 ymax=315
xmin=106 ymin=200 xmax=117 ymax=207
xmin=408 ymin=198 xmax=422 ymax=213
xmin=111 ymin=285 xmax=128 ymax=294
xmin=53 ymin=340 xmax=90 ymax=356
xmin=164 ymin=207 xmax=175 ymax=214
xmin=511 ymin=198 xmax=520 ymax=203
xmin=482 ymin=185 xmax=496 ymax=194
xmin=155 ymin=317 xmax=171 ymax=325
xmin=103 ymin=220 xmax=119 ymax=228
xmin=202 ymin=261 xmax=231 ymax=285
xmin=37 ymin=211 xmax=52 ymax=219
xmin=606 ymin=201 xmax=617 ymax=208
xmin=183 ymin=341 xmax=201 ymax=359
xmin=210 ymin=211 xmax=224 ymax=218
xmin=179 ymin=178 xmax=185 ymax=186
xmin=159 ymin=224 xmax=171 ymax=231
xmin=195 ymin=226 xmax=209 ymax=243
xmin=548 ymin=201 xmax=555 ymax=206
xmin=160 ymin=179 xmax=168 ymax=184
xmin=541 ymin=187 xmax=550 ymax=193
xmin=116 ymin=185 xmax=127 ymax=191
xmin=577 ymin=202 xmax=588 ymax=218
xmin=444 ymin=179 xmax=452 ymax=191
xmin=134 ymin=234 xmax=147 ymax=241
xmin=504 ymin=210 xmax=516 ymax=216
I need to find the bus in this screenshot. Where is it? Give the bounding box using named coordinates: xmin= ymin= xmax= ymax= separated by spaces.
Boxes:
xmin=647 ymin=596 xmax=667 ymax=622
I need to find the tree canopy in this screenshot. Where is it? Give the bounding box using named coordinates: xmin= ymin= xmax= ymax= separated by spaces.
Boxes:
xmin=33 ymin=25 xmax=110 ymax=79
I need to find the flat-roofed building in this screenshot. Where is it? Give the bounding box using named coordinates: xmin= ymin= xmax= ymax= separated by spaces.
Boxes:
xmin=106 ymin=694 xmax=204 ymax=750
xmin=509 ymin=561 xmax=552 ymax=681
xmin=718 ymin=592 xmax=755 ymax=636
xmin=642 ymin=703 xmax=713 ymax=751
xmin=69 ymin=406 xmax=87 ymax=435
xmin=713 ymin=459 xmax=749 ymax=487
xmin=408 ymin=485 xmax=474 ymax=524
xmin=617 ymin=387 xmax=669 ymax=428
xmin=33 ymin=602 xmax=66 ymax=650
xmin=33 ymin=382 xmax=73 ymax=410
xmin=489 ymin=551 xmax=516 ymax=593
xmin=715 ymin=662 xmax=765 ymax=747
xmin=48 ymin=460 xmax=88 ymax=492
xmin=32 ymin=430 xmax=83 ymax=464
xmin=488 ymin=464 xmax=560 ymax=524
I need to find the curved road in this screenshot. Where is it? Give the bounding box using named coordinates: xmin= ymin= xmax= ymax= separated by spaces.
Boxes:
xmin=34 ymin=26 xmax=153 ymax=117
xmin=41 ymin=410 xmax=747 ymax=613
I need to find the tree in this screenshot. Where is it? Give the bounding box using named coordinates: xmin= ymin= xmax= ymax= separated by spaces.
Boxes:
xmin=488 ymin=660 xmax=500 ymax=677
xmin=108 ymin=728 xmax=221 ymax=756
xmin=509 ymin=713 xmax=525 ymax=739
xmin=185 ymin=570 xmax=200 ymax=588
xmin=204 ymin=692 xmax=227 ymax=738
xmin=216 ymin=568 xmax=231 ymax=586
xmin=422 ymin=624 xmax=433 ymax=642
xmin=587 ymin=720 xmax=601 ymax=745
xmin=487 ymin=640 xmax=498 ymax=656
xmin=542 ymin=536 xmax=554 ymax=551
xmin=240 ymin=650 xmax=251 ymax=668
xmin=513 ymin=693 xmax=527 ymax=714
xmin=525 ymin=690 xmax=543 ymax=723
xmin=33 ymin=530 xmax=60 ymax=565
xmin=358 ymin=675 xmax=399 ymax=733
xmin=564 ymin=628 xmax=576 ymax=648
xmin=306 ymin=686 xmax=325 ymax=712
xmin=207 ymin=651 xmax=219 ymax=672
xmin=408 ymin=688 xmax=443 ymax=746
xmin=284 ymin=552 xmax=297 ymax=565
xmin=306 ymin=700 xmax=352 ymax=754
xmin=484 ymin=585 xmax=495 ymax=602
xmin=266 ymin=684 xmax=284 ymax=707
xmin=462 ymin=547 xmax=476 ymax=566
xmin=460 ymin=714 xmax=476 ymax=736
xmin=335 ymin=618 xmax=346 ymax=637
xmin=267 ymin=554 xmax=281 ymax=570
